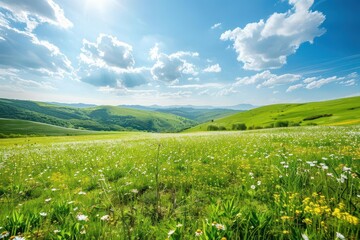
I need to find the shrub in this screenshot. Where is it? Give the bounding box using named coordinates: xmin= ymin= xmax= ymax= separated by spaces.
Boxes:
xmin=274 ymin=121 xmax=289 ymax=128
xmin=207 ymin=125 xmax=219 ymax=131
xmin=264 ymin=123 xmax=274 ymax=129
xmin=232 ymin=123 xmax=247 ymax=131
xmin=254 ymin=126 xmax=263 ymax=129
xmin=218 ymin=126 xmax=227 ymax=131
xmin=303 ymin=114 xmax=332 ymax=121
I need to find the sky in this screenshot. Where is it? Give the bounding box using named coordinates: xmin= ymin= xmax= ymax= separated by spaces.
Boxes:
xmin=0 ymin=0 xmax=359 ymax=106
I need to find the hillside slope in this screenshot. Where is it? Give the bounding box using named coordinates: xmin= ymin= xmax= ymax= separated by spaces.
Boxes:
xmin=186 ymin=96 xmax=360 ymax=132
xmin=0 ymin=118 xmax=98 ymax=137
xmin=0 ymin=99 xmax=195 ymax=132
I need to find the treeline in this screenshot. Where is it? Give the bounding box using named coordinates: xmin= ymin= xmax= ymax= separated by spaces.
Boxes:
xmin=207 ymin=120 xmax=318 ymax=131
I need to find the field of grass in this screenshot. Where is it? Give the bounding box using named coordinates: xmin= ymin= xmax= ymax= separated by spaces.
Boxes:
xmin=0 ymin=126 xmax=359 ymax=239
xmin=187 ymin=96 xmax=360 ymax=132
xmin=0 ymin=119 xmax=103 ymax=138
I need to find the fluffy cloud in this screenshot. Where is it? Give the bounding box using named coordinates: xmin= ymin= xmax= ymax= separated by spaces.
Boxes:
xmin=286 ymin=72 xmax=358 ymax=91
xmin=0 ymin=0 xmax=72 ymax=31
xmin=150 ymin=44 xmax=199 ymax=83
xmin=235 ymin=70 xmax=301 ymax=88
xmin=0 ymin=27 xmax=72 ymax=75
xmin=79 ymin=34 xmax=147 ymax=89
xmin=80 ymin=34 xmax=135 ymax=70
xmin=203 ymin=64 xmax=222 ymax=73
xmin=220 ymin=0 xmax=325 ymax=71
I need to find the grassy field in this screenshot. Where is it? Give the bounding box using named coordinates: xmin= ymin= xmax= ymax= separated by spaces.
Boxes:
xmin=0 ymin=126 xmax=359 ymax=239
xmin=187 ymin=96 xmax=360 ymax=132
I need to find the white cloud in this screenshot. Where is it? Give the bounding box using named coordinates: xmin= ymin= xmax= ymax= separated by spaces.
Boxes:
xmin=203 ymin=64 xmax=222 ymax=73
xmin=80 ymin=34 xmax=135 ymax=70
xmin=286 ymin=83 xmax=304 ymax=92
xmin=305 ymin=76 xmax=343 ymax=89
xmin=287 ymin=72 xmax=358 ymax=91
xmin=168 ymin=83 xmax=225 ymax=89
xmin=79 ymin=34 xmax=148 ymax=89
xmin=234 ymin=70 xmax=301 ymax=88
xmin=0 ymin=25 xmax=73 ymax=78
xmin=220 ymin=0 xmax=325 ymax=71
xmin=150 ymin=44 xmax=199 ymax=83
xmin=0 ymin=0 xmax=72 ymax=31
xmin=211 ymin=23 xmax=222 ymax=30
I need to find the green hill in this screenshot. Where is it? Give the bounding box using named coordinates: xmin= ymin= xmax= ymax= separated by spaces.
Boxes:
xmin=0 ymin=98 xmax=196 ymax=133
xmin=155 ymin=107 xmax=238 ymax=123
xmin=186 ymin=96 xmax=360 ymax=132
xmin=0 ymin=118 xmax=98 ymax=137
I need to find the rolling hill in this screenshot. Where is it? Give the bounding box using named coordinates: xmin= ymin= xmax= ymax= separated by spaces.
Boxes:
xmin=0 ymin=118 xmax=99 ymax=137
xmin=0 ymin=98 xmax=196 ymax=133
xmin=186 ymin=96 xmax=360 ymax=132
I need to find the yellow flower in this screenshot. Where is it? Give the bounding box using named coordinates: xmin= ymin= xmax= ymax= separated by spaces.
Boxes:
xmin=282 ymin=230 xmax=290 ymax=234
xmin=281 ymin=216 xmax=291 ymax=221
xmin=303 ymin=218 xmax=312 ymax=225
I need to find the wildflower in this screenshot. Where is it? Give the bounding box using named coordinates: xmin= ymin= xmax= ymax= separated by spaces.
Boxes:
xmin=54 ymin=230 xmax=61 ymax=234
xmin=176 ymin=223 xmax=183 ymax=227
xmin=215 ymin=223 xmax=226 ymax=231
xmin=100 ymin=215 xmax=110 ymax=221
xmin=321 ymin=165 xmax=328 ymax=170
xmin=168 ymin=230 xmax=175 ymax=236
xmin=257 ymin=181 xmax=261 ymax=185
xmin=342 ymin=166 xmax=351 ymax=172
xmin=78 ymin=191 xmax=86 ymax=195
xmin=251 ymin=185 xmax=256 ymax=190
xmin=67 ymin=201 xmax=74 ymax=204
xmin=301 ymin=233 xmax=309 ymax=240
xmin=40 ymin=212 xmax=47 ymax=217
xmin=195 ymin=229 xmax=203 ymax=237
xmin=0 ymin=232 xmax=10 ymax=239
xmin=280 ymin=216 xmax=291 ymax=221
xmin=221 ymin=238 xmax=227 ymax=240
xmin=282 ymin=230 xmax=290 ymax=234
xmin=45 ymin=198 xmax=51 ymax=203
xmin=131 ymin=189 xmax=139 ymax=194
xmin=336 ymin=232 xmax=345 ymax=240
xmin=9 ymin=236 xmax=25 ymax=240
xmin=283 ymin=164 xmax=289 ymax=168
xmin=80 ymin=229 xmax=86 ymax=235
xmin=303 ymin=218 xmax=312 ymax=225
xmin=76 ymin=214 xmax=89 ymax=221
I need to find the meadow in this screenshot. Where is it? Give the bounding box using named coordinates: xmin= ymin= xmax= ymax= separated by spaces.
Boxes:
xmin=0 ymin=126 xmax=359 ymax=239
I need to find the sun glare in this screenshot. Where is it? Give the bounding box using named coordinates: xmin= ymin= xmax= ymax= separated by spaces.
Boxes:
xmin=84 ymin=0 xmax=115 ymax=14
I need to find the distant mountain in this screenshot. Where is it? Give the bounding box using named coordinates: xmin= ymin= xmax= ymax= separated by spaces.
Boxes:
xmin=120 ymin=105 xmax=238 ymax=123
xmin=0 ymin=98 xmax=196 ymax=133
xmin=47 ymin=102 xmax=97 ymax=108
xmin=120 ymin=103 xmax=257 ymax=111
xmin=186 ymin=96 xmax=360 ymax=132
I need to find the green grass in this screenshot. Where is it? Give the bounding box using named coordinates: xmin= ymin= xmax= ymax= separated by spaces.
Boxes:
xmin=0 ymin=126 xmax=359 ymax=239
xmin=186 ymin=96 xmax=360 ymax=132
xmin=0 ymin=119 xmax=102 ymax=138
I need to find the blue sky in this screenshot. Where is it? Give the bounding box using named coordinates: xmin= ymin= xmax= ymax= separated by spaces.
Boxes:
xmin=0 ymin=0 xmax=359 ymax=106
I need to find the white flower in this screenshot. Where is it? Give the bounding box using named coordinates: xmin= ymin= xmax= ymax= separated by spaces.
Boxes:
xmin=336 ymin=232 xmax=345 ymax=240
xmin=131 ymin=189 xmax=139 ymax=194
xmin=257 ymin=181 xmax=261 ymax=185
xmin=76 ymin=214 xmax=89 ymax=221
xmin=176 ymin=223 xmax=183 ymax=227
xmin=45 ymin=198 xmax=52 ymax=203
xmin=78 ymin=191 xmax=86 ymax=195
xmin=40 ymin=212 xmax=47 ymax=217
xmin=215 ymin=223 xmax=226 ymax=230
xmin=251 ymin=185 xmax=256 ymax=190
xmin=51 ymin=188 xmax=58 ymax=192
xmin=168 ymin=230 xmax=175 ymax=236
xmin=100 ymin=215 xmax=110 ymax=221
xmin=11 ymin=237 xmax=25 ymax=240
xmin=195 ymin=229 xmax=203 ymax=237
xmin=342 ymin=166 xmax=351 ymax=172
xmin=0 ymin=231 xmax=10 ymax=239
xmin=321 ymin=165 xmax=328 ymax=170
xmin=54 ymin=230 xmax=61 ymax=234
xmin=283 ymin=165 xmax=289 ymax=168
xmin=301 ymin=233 xmax=309 ymax=240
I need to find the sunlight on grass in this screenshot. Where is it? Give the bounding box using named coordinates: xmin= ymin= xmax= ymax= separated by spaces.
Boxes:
xmin=0 ymin=126 xmax=359 ymax=239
